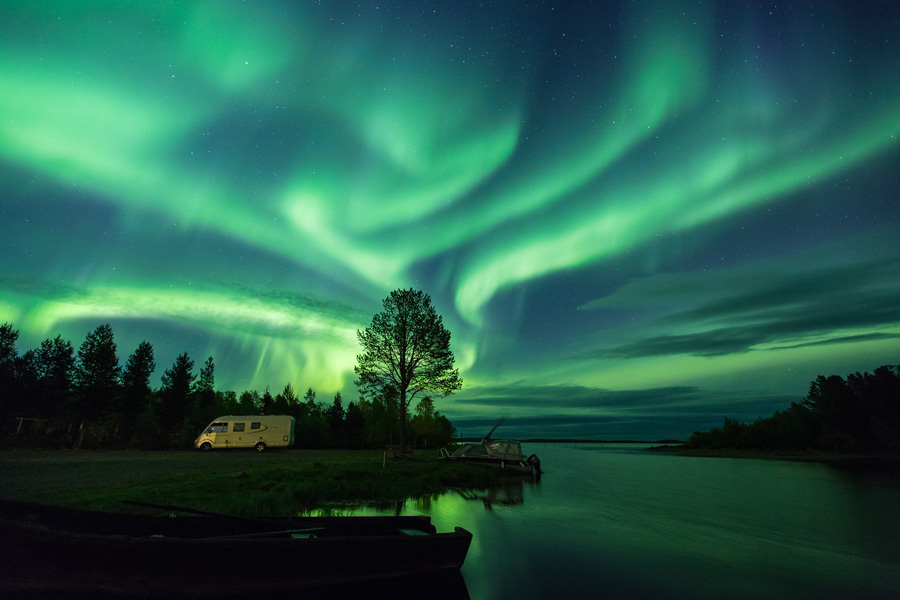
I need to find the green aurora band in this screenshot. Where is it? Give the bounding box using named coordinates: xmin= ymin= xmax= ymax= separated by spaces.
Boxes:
xmin=2 ymin=1 xmax=899 ymax=438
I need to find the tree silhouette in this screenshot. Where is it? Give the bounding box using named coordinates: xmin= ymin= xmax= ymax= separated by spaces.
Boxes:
xmin=411 ymin=396 xmax=436 ymax=448
xmin=35 ymin=335 xmax=75 ymax=423
xmin=327 ymin=391 xmax=345 ymax=446
xmin=303 ymin=387 xmax=316 ymax=415
xmin=360 ymin=385 xmax=400 ymax=448
xmin=345 ymin=401 xmax=365 ymax=449
xmin=0 ymin=323 xmax=16 ymax=368
xmin=275 ymin=383 xmax=297 ymax=415
xmin=73 ymin=324 xmax=120 ymax=447
xmin=159 ymin=352 xmax=195 ymax=433
xmin=355 ymin=289 xmax=462 ymax=454
xmin=261 ymin=386 xmax=274 ymax=414
xmin=197 ymin=356 xmax=215 ymax=393
xmin=120 ymin=341 xmax=155 ymax=443
xmin=411 ymin=396 xmax=457 ymax=449
xmin=0 ymin=318 xmax=467 ymax=450
xmin=193 ymin=356 xmax=216 ymax=424
xmin=0 ymin=323 xmax=19 ymax=427
xmin=239 ymin=389 xmax=261 ymax=413
xmin=687 ymin=364 xmax=900 ymax=452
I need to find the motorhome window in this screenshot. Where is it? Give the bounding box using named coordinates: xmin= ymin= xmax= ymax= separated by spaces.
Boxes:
xmin=208 ymin=423 xmax=227 ymax=433
xmin=251 ymin=422 xmax=261 ymax=430
xmin=233 ymin=423 xmax=245 ymax=432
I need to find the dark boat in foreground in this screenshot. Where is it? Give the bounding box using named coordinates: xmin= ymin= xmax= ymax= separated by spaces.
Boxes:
xmin=0 ymin=499 xmax=472 ymax=597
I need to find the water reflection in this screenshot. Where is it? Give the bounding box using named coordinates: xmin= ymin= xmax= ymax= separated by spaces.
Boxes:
xmin=457 ymin=477 xmax=534 ymax=510
xmin=310 ymin=477 xmax=538 ymax=516
xmin=308 ymin=445 xmax=900 ymax=600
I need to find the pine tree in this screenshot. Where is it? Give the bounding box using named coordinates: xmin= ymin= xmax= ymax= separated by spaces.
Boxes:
xmin=159 ymin=353 xmax=195 ymax=433
xmin=120 ymin=341 xmax=155 ymax=443
xmin=73 ymin=324 xmax=120 ymax=448
xmin=0 ymin=323 xmax=19 ymax=426
xmin=193 ymin=356 xmax=216 ymax=423
xmin=327 ymin=392 xmax=345 ymax=447
xmin=34 ymin=336 xmax=76 ymax=424
xmin=355 ymin=289 xmax=462 ymax=454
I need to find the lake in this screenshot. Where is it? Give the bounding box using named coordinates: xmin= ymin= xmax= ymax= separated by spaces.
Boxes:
xmin=340 ymin=443 xmax=900 ymax=599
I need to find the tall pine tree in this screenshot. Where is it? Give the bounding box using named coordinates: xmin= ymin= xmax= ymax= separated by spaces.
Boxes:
xmin=73 ymin=324 xmax=120 ymax=448
xmin=120 ymin=341 xmax=155 ymax=443
xmin=159 ymin=353 xmax=195 ymax=435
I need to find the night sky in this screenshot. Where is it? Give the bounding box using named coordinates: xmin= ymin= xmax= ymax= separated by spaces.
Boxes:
xmin=2 ymin=1 xmax=899 ymax=440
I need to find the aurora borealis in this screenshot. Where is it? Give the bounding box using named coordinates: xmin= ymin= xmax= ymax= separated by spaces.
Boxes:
xmin=2 ymin=1 xmax=899 ymax=440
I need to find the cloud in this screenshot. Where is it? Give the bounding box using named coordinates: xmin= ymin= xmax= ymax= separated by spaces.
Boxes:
xmin=447 ymin=382 xmax=797 ymax=439
xmin=455 ymin=384 xmax=703 ymax=409
xmin=767 ymin=332 xmax=900 ymax=351
xmin=585 ymin=251 xmax=900 ymax=358
xmin=451 ymin=383 xmax=793 ymax=417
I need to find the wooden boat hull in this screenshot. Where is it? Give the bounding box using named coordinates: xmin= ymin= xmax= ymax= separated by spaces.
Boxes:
xmin=0 ymin=500 xmax=472 ymax=596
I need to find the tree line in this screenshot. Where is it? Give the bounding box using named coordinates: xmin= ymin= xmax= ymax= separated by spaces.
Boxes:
xmin=0 ymin=322 xmax=455 ymax=450
xmin=686 ymin=364 xmax=900 ymax=453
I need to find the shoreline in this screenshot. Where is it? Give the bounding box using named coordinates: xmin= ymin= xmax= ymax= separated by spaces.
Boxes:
xmin=647 ymin=444 xmax=900 ymax=467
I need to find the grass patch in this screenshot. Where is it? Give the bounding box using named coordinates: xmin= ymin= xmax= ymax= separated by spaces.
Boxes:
xmin=1 ymin=449 xmax=509 ymax=516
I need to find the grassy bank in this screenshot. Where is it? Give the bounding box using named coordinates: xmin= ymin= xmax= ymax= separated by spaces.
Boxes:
xmin=0 ymin=449 xmax=508 ymax=517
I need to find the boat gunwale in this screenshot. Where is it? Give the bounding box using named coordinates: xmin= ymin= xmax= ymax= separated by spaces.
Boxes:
xmin=0 ymin=499 xmax=473 ymax=595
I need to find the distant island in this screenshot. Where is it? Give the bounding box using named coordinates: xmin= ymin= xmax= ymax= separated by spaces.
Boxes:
xmin=676 ymin=364 xmax=899 ymax=456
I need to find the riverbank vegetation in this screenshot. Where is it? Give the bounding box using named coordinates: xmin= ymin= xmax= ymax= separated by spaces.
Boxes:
xmin=685 ymin=364 xmax=900 ymax=454
xmin=0 ymin=322 xmax=456 ymax=451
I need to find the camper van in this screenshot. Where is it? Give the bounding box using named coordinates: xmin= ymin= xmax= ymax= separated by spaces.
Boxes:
xmin=194 ymin=415 xmax=295 ymax=452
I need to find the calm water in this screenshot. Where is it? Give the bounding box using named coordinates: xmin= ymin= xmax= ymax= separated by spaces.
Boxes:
xmin=344 ymin=444 xmax=900 ymax=600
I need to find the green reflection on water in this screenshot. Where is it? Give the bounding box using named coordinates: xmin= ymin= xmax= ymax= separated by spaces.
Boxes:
xmin=308 ymin=444 xmax=900 ymax=600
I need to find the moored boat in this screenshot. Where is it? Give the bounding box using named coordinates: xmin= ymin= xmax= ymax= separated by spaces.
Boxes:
xmin=0 ymin=499 xmax=472 ymax=596
xmin=441 ymin=418 xmax=542 ymax=475
xmin=443 ymin=438 xmax=542 ymax=475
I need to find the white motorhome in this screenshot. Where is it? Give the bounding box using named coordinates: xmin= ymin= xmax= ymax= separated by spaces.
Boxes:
xmin=193 ymin=415 xmax=295 ymax=452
